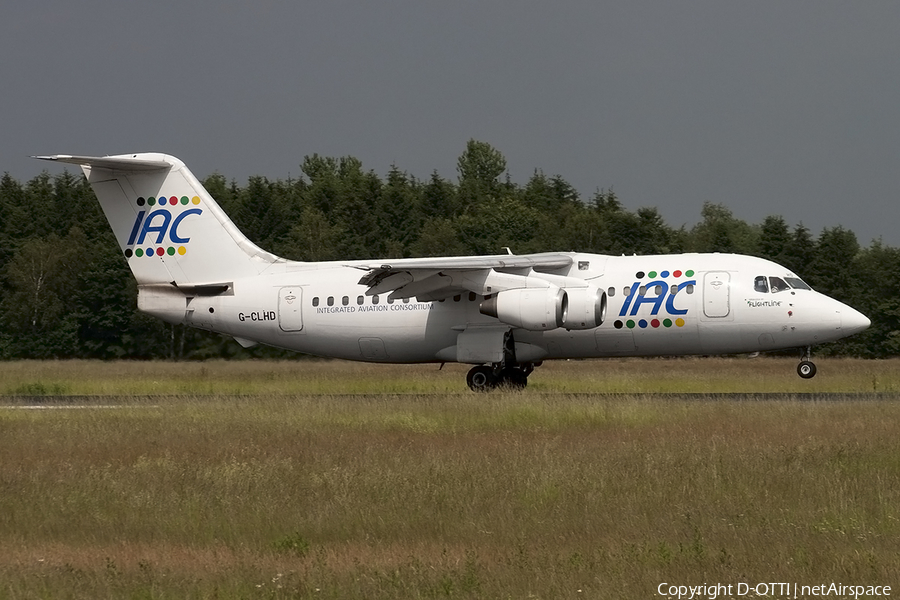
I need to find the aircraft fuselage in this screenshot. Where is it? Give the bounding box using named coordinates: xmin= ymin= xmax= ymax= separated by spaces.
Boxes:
xmin=165 ymin=252 xmax=865 ymax=364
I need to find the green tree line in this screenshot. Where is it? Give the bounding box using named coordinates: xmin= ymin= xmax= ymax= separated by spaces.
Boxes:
xmin=1 ymin=140 xmax=895 ymax=359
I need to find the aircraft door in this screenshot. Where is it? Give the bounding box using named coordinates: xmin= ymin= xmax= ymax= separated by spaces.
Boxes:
xmin=703 ymin=271 xmax=730 ymax=318
xmin=278 ymin=287 xmax=303 ymax=332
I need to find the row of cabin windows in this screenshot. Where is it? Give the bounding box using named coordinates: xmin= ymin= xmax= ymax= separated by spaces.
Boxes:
xmin=312 ymin=291 xmax=483 ymax=307
xmin=606 ymin=284 xmax=694 ymax=298
xmin=311 ymin=286 xmax=695 ymax=307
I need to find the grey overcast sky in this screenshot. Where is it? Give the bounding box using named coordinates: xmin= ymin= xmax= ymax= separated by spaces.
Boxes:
xmin=2 ymin=1 xmax=899 ymax=246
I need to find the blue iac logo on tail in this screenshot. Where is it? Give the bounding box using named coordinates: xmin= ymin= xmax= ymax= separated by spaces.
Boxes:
xmin=124 ymin=195 xmax=203 ymax=258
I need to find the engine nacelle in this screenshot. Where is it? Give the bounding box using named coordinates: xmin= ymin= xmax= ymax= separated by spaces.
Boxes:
xmin=562 ymin=286 xmax=607 ymax=330
xmin=479 ymin=287 xmax=566 ymax=331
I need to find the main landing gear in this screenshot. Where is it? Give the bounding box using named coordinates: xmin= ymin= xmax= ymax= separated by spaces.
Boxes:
xmin=465 ymin=329 xmax=538 ymax=391
xmin=797 ymin=346 xmax=817 ymax=379
xmin=466 ymin=363 xmax=535 ymax=392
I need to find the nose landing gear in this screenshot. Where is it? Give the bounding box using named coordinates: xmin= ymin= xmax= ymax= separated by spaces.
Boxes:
xmin=797 ymin=346 xmax=817 ymax=379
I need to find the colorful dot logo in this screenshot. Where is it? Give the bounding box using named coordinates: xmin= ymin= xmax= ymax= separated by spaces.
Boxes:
xmin=635 ymin=269 xmax=694 ymax=279
xmin=614 ymin=318 xmax=687 ymax=329
xmin=125 ymin=195 xmax=201 ymax=259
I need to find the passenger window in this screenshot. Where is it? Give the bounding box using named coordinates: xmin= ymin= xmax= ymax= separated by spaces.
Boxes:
xmin=607 ymin=287 xmax=615 ymax=297
xmin=754 ymin=276 xmax=769 ymax=293
xmin=468 ymin=292 xmax=476 ymax=302
xmin=769 ymin=277 xmax=789 ymax=293
xmin=403 ymin=297 xmax=410 ymax=303
xmin=639 ymin=286 xmax=646 ymax=296
xmin=624 ymin=286 xmax=631 ymax=296
xmin=342 ymin=296 xmax=349 ymax=306
xmin=327 ymin=296 xmax=334 ymax=306
xmin=654 ymin=284 xmax=665 ymax=295
xmin=372 ymin=295 xmax=379 ymax=304
xmin=387 ymin=297 xmax=394 ymax=304
xmin=685 ymin=284 xmax=694 ymax=294
xmin=454 ymin=294 xmax=461 ymax=302
xmin=357 ymin=295 xmax=364 ymax=305
xmin=312 ymin=297 xmax=319 ymax=307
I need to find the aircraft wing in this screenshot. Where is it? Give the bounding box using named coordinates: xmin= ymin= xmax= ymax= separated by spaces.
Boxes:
xmin=356 ymin=252 xmax=574 ymax=300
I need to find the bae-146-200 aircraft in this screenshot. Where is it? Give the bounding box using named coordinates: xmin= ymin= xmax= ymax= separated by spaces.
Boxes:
xmin=35 ymin=153 xmax=871 ymax=391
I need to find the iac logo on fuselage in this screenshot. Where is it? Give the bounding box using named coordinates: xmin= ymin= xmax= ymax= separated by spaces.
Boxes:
xmin=123 ymin=195 xmax=203 ymax=259
xmin=613 ymin=269 xmax=696 ymax=330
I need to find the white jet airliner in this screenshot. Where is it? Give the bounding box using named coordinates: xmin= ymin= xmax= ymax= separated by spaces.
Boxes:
xmin=35 ymin=153 xmax=870 ymax=391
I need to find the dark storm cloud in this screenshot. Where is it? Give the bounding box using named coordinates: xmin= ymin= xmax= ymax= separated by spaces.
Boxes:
xmin=2 ymin=1 xmax=897 ymax=244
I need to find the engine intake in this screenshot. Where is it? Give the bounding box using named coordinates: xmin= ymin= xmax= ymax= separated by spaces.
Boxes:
xmin=479 ymin=287 xmax=566 ymax=331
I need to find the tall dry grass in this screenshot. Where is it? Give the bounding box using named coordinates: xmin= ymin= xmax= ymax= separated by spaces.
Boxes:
xmin=1 ymin=360 xmax=899 ymax=598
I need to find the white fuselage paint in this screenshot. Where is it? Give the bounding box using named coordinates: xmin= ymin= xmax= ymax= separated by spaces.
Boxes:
xmin=179 ymin=252 xmax=864 ymax=364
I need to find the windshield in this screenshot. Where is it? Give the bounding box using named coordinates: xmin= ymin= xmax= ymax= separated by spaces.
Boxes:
xmin=785 ymin=277 xmax=811 ymax=290
xmin=768 ymin=276 xmax=790 ymax=293
xmin=754 ymin=275 xmax=813 ymax=293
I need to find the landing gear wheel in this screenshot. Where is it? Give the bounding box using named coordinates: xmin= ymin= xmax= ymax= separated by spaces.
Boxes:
xmin=498 ymin=367 xmax=528 ymax=390
xmin=467 ymin=365 xmax=497 ymax=392
xmin=797 ymin=360 xmax=817 ymax=379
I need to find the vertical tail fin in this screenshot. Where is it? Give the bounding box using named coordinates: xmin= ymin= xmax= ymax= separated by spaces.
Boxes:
xmin=33 ymin=153 xmax=279 ymax=285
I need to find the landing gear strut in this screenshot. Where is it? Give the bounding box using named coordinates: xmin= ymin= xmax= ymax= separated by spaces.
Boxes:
xmin=797 ymin=346 xmax=817 ymax=379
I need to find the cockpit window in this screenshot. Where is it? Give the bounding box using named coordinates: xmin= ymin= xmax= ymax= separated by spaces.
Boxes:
xmin=769 ymin=276 xmax=790 ymax=293
xmin=785 ymin=277 xmax=811 ymax=290
xmin=754 ymin=276 xmax=769 ymax=293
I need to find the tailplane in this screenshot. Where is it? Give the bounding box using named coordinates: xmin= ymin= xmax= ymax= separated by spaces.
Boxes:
xmin=33 ymin=153 xmax=279 ymax=286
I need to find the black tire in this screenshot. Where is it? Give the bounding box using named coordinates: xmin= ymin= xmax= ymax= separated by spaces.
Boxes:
xmin=466 ymin=365 xmax=497 ymax=392
xmin=498 ymin=367 xmax=528 ymax=390
xmin=797 ymin=360 xmax=817 ymax=379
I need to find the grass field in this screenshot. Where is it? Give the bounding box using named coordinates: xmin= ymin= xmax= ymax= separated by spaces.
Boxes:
xmin=3 ymin=356 xmax=900 ymax=396
xmin=1 ymin=358 xmax=899 ymax=598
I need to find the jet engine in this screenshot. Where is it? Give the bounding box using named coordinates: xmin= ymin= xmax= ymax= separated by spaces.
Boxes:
xmin=561 ymin=286 xmax=607 ymax=330
xmin=479 ymin=287 xmax=567 ymax=331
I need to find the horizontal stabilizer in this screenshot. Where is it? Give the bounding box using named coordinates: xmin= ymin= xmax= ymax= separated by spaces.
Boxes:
xmin=172 ymin=282 xmax=233 ymax=296
xmin=32 ymin=154 xmax=173 ymax=172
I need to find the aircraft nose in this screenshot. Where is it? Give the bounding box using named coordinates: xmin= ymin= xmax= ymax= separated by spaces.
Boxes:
xmin=841 ymin=305 xmax=871 ymax=336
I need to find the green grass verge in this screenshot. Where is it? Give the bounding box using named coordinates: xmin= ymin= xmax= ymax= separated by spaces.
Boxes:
xmin=2 ymin=356 xmax=900 ymax=396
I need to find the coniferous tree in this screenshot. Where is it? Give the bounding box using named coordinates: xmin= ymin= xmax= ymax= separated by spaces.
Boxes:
xmin=759 ymin=215 xmax=792 ymax=264
xmin=376 ymin=166 xmax=422 ymax=257
xmin=781 ymin=224 xmax=817 ymax=279
xmin=421 ymin=171 xmax=458 ymax=221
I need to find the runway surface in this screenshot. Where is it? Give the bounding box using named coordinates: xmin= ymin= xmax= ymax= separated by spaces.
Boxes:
xmin=1 ymin=391 xmax=899 ymax=407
